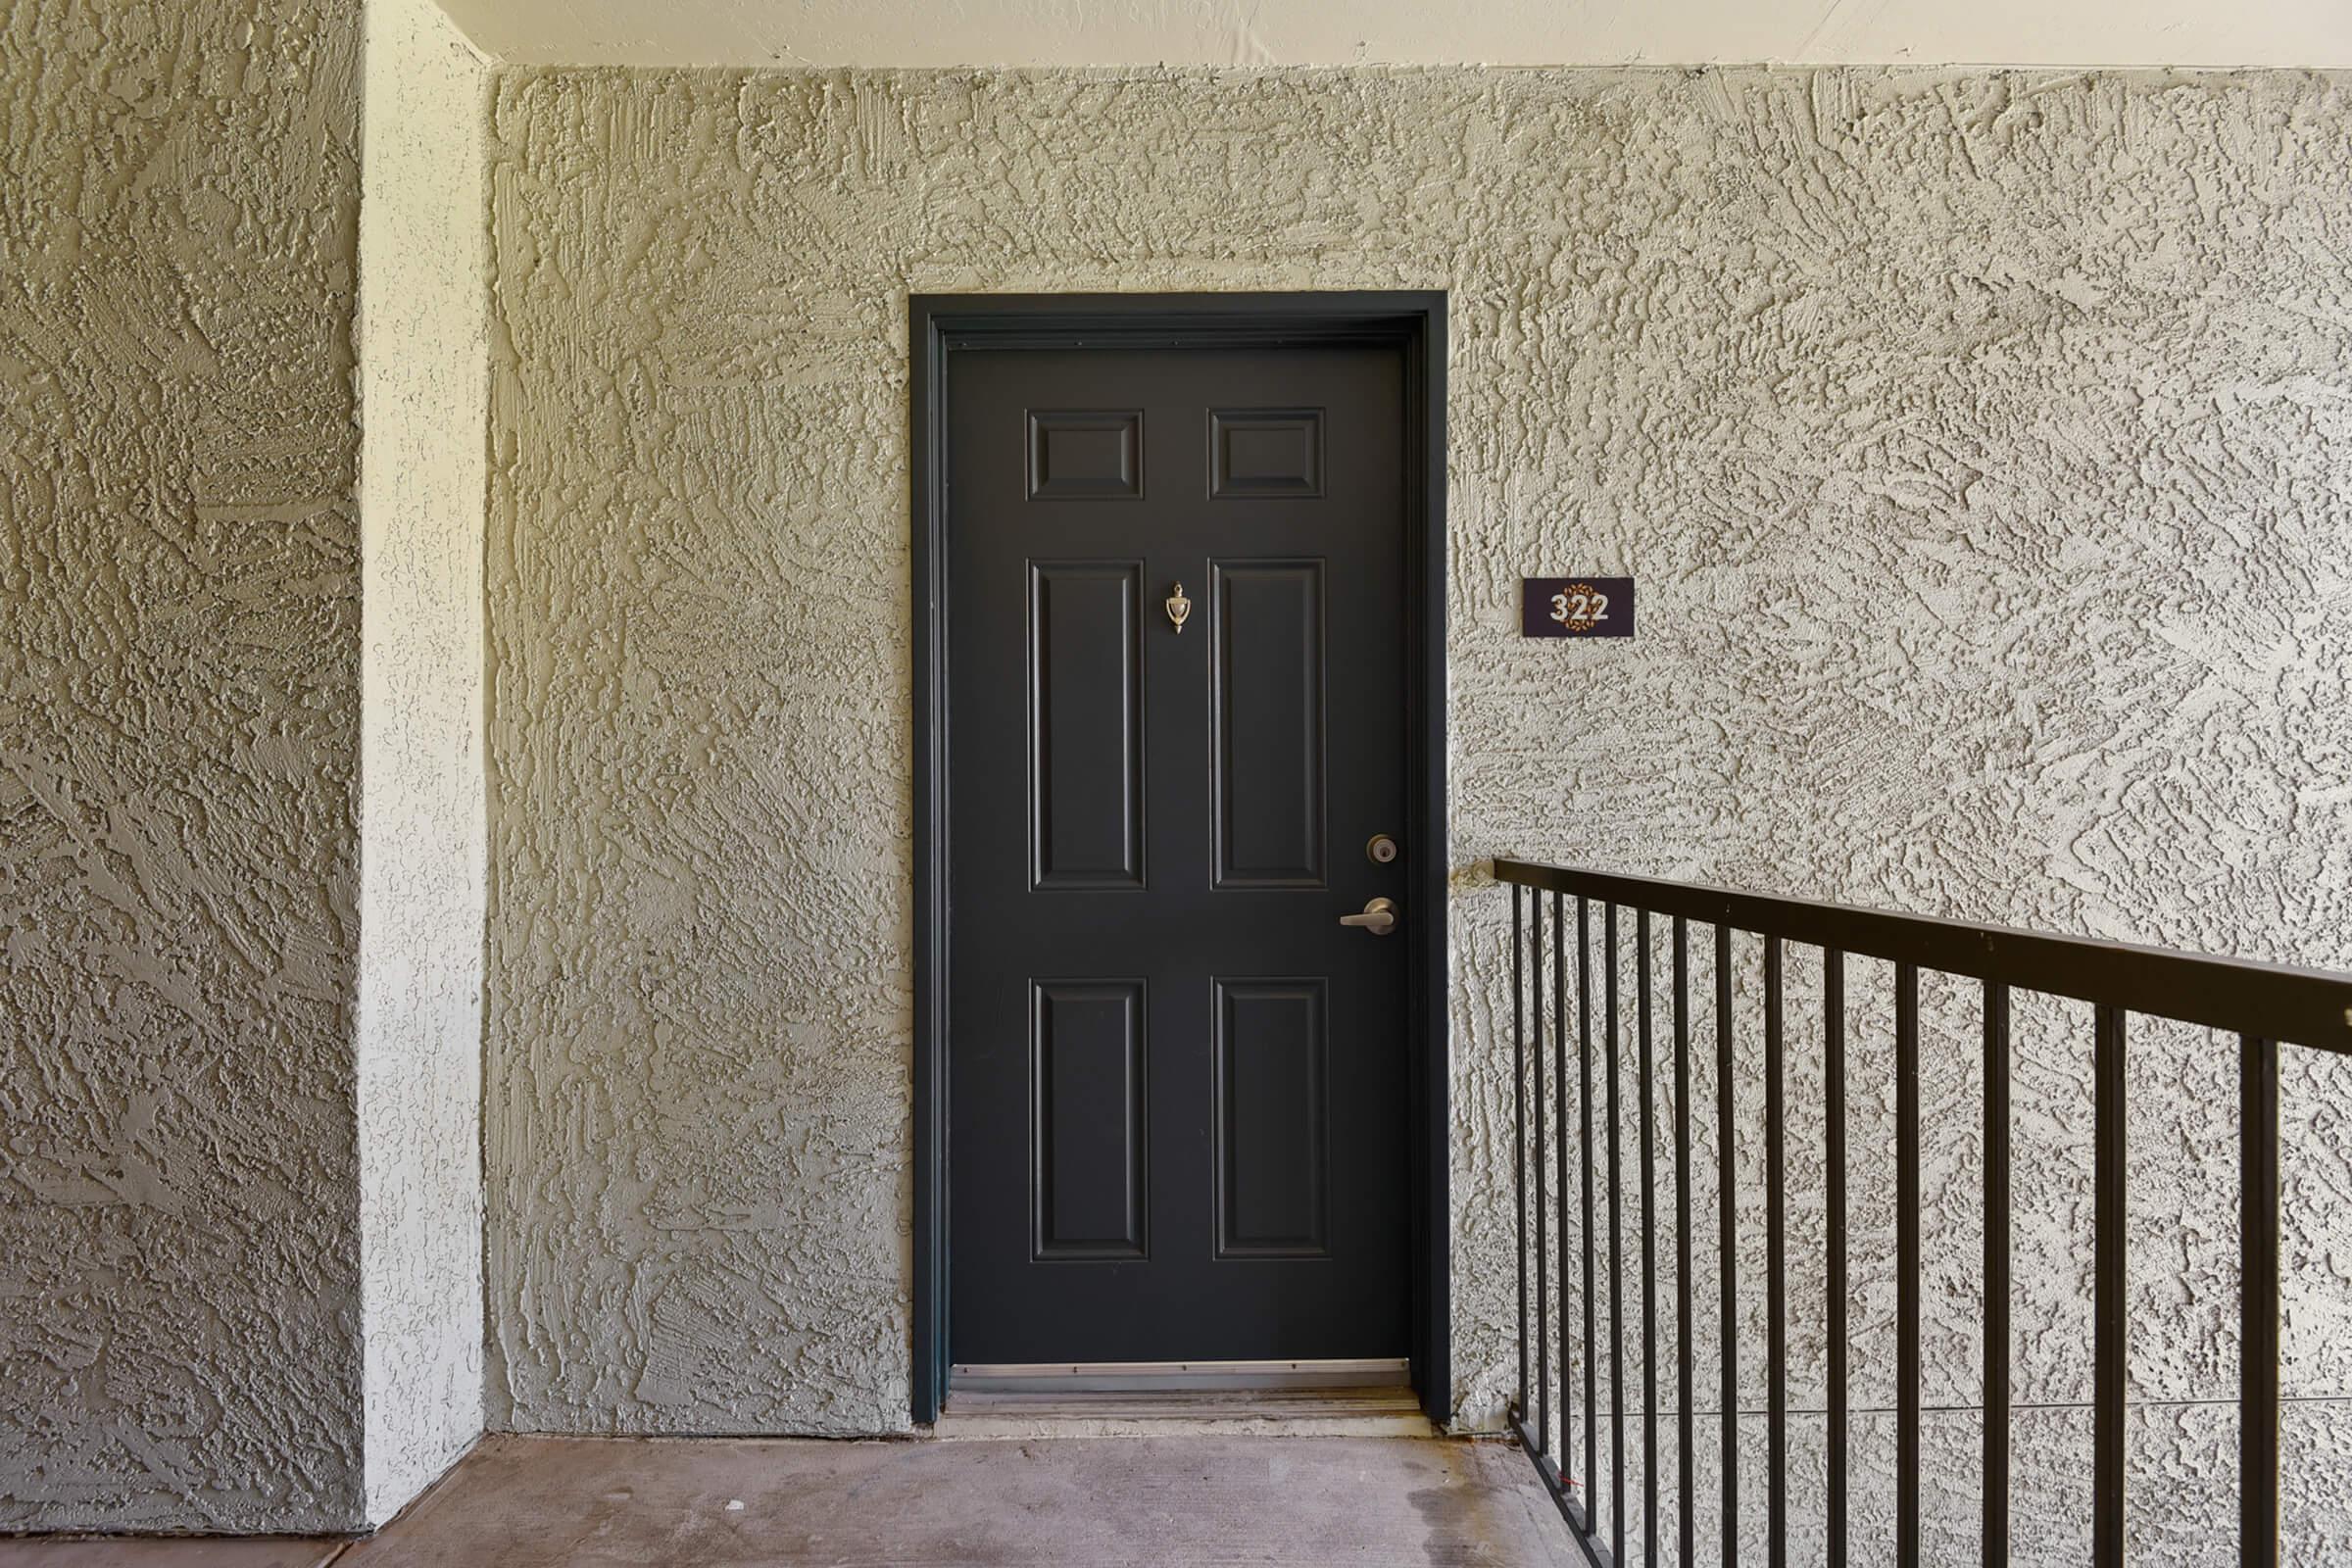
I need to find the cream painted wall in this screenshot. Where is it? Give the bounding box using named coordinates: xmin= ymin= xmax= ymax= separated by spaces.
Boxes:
xmin=430 ymin=0 xmax=2352 ymax=70
xmin=0 ymin=0 xmax=369 ymax=1533
xmin=481 ymin=63 xmax=2352 ymax=1559
xmin=358 ymin=0 xmax=492 ymax=1525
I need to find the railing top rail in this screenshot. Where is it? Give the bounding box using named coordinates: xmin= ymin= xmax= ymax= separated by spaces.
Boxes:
xmin=1492 ymin=858 xmax=2352 ymax=1054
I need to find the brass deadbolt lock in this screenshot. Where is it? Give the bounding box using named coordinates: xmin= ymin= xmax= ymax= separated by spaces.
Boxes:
xmin=1365 ymin=833 xmax=1399 ymax=865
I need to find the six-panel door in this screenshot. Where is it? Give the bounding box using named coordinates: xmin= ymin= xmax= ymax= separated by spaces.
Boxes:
xmin=949 ymin=344 xmax=1409 ymax=1364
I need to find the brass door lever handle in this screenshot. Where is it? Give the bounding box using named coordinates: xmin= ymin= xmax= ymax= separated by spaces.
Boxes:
xmin=1340 ymin=897 xmax=1398 ymax=936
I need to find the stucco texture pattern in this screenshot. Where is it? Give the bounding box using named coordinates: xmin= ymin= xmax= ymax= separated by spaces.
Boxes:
xmin=0 ymin=0 xmax=368 ymax=1533
xmin=482 ymin=63 xmax=2352 ymax=1552
xmin=357 ymin=0 xmax=491 ymax=1525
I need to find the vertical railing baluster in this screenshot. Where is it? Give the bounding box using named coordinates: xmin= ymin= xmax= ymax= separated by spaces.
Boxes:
xmin=1825 ymin=949 xmax=1847 ymax=1567
xmin=1675 ymin=917 xmax=1694 ymax=1568
xmin=1514 ymin=885 xmax=1528 ymax=1422
xmin=2093 ymin=1004 xmax=2128 ymax=1568
xmin=1984 ymin=981 xmax=2011 ymax=1568
xmin=1488 ymin=865 xmax=2338 ymax=1568
xmin=1896 ymin=961 xmax=1921 ymax=1568
xmin=1640 ymin=908 xmax=1659 ymax=1566
xmin=2241 ymin=1033 xmax=2280 ymax=1568
xmin=1765 ymin=936 xmax=1787 ymax=1568
xmin=1582 ymin=898 xmax=1598 ymax=1516
xmin=1717 ymin=922 xmax=1738 ymax=1568
xmin=1608 ymin=904 xmax=1627 ymax=1566
xmin=1554 ymin=893 xmax=1570 ymax=1475
xmin=1534 ymin=894 xmax=1549 ymax=1458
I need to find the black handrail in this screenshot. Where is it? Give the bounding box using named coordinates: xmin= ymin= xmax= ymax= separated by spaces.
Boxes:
xmin=1492 ymin=857 xmax=2352 ymax=1568
xmin=1494 ymin=858 xmax=2352 ymax=1050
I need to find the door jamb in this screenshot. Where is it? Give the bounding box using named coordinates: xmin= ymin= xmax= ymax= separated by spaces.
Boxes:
xmin=908 ymin=291 xmax=1450 ymax=1426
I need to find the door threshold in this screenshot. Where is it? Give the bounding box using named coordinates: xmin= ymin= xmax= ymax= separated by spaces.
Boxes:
xmin=950 ymin=1357 xmax=1408 ymax=1395
xmin=934 ymin=1373 xmax=1434 ymax=1440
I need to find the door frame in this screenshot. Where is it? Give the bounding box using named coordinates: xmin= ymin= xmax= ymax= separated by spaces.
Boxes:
xmin=908 ymin=291 xmax=1449 ymax=1425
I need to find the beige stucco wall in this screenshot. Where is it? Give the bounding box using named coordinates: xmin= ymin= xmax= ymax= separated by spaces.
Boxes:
xmin=358 ymin=0 xmax=492 ymax=1524
xmin=0 ymin=0 xmax=369 ymax=1533
xmin=0 ymin=0 xmax=494 ymax=1530
xmin=482 ymin=63 xmax=2352 ymax=1559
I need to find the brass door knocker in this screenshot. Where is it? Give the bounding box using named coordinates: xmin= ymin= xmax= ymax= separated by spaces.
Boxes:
xmin=1164 ymin=582 xmax=1192 ymax=634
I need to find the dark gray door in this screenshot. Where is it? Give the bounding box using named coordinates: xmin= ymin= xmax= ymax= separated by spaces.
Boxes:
xmin=948 ymin=344 xmax=1409 ymax=1364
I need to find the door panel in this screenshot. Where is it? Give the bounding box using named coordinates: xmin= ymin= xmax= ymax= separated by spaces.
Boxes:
xmin=1209 ymin=408 xmax=1325 ymax=499
xmin=1029 ymin=561 xmax=1145 ymax=891
xmin=1027 ymin=410 xmax=1144 ymax=500
xmin=1212 ymin=558 xmax=1326 ymax=890
xmin=1031 ymin=979 xmax=1148 ymax=1259
xmin=950 ymin=343 xmax=1408 ymax=1366
xmin=1213 ymin=977 xmax=1329 ymax=1259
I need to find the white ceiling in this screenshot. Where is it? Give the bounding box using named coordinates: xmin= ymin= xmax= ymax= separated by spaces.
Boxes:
xmin=431 ymin=0 xmax=2352 ymax=69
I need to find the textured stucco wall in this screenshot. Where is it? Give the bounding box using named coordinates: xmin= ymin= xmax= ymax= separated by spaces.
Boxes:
xmin=0 ymin=0 xmax=369 ymax=1532
xmin=481 ymin=63 xmax=2352 ymax=1556
xmin=358 ymin=0 xmax=491 ymax=1524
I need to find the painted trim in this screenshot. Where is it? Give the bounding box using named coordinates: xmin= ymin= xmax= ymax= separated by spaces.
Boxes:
xmin=908 ymin=291 xmax=1450 ymax=1426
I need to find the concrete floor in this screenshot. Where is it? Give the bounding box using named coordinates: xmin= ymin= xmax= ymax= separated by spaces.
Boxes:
xmin=0 ymin=1434 xmax=1579 ymax=1567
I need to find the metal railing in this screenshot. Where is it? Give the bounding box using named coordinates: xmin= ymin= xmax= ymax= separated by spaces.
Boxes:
xmin=1493 ymin=857 xmax=2352 ymax=1567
